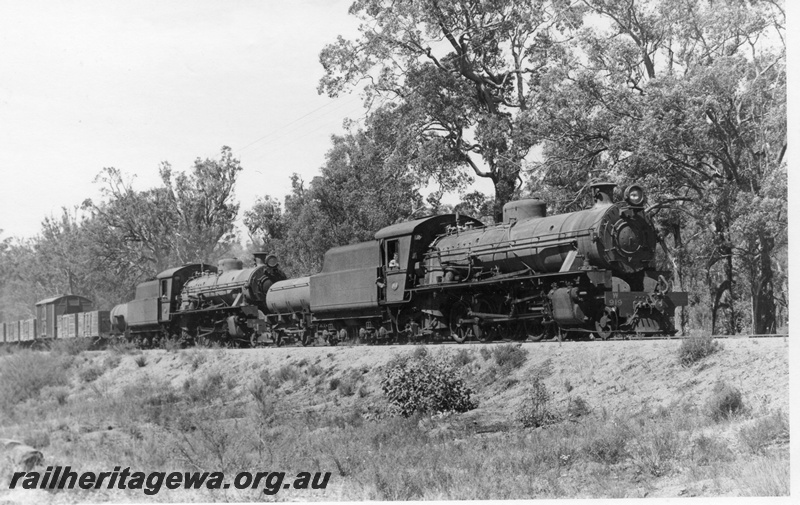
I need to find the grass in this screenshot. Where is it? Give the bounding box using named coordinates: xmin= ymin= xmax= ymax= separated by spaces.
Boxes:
xmin=490 ymin=343 xmax=528 ymax=374
xmin=0 ymin=345 xmax=788 ymax=501
xmin=707 ymin=381 xmax=745 ymax=421
xmin=0 ymin=351 xmax=71 ymax=411
xmin=678 ymin=335 xmax=721 ymax=366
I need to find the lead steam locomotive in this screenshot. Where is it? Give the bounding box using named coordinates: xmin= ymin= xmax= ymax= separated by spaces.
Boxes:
xmin=106 ymin=182 xmax=687 ymax=346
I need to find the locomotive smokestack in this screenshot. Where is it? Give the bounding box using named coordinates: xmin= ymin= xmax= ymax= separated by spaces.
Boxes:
xmin=253 ymin=251 xmax=280 ymax=269
xmin=590 ymin=182 xmax=616 ymax=206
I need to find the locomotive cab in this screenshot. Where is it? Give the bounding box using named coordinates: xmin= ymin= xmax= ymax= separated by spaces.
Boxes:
xmin=375 ymin=214 xmax=484 ymax=303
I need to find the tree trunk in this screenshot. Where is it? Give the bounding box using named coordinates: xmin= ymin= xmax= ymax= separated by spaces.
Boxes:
xmin=669 ymin=223 xmax=687 ymax=335
xmin=491 ymin=164 xmax=519 ymax=224
xmin=753 ymin=231 xmax=776 ymax=334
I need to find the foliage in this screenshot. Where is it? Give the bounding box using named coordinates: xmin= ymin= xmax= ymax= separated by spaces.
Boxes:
xmin=81 ymin=146 xmax=243 ymax=301
xmin=677 ymin=335 xmax=721 ymax=366
xmin=518 ymin=377 xmax=558 ymax=428
xmin=738 ymin=411 xmax=789 ymax=455
xmin=707 ymin=382 xmax=745 ymax=422
xmin=319 ymin=0 xmax=586 ymax=220
xmin=381 ymin=351 xmax=476 ymax=417
xmin=583 ymin=423 xmax=629 ymax=465
xmin=79 ymin=365 xmax=105 ymax=383
xmin=566 ymin=396 xmax=591 ymax=419
xmin=523 ymin=0 xmax=786 ymax=335
xmin=245 ymin=125 xmax=423 ymax=276
xmin=0 ymin=147 xmax=244 ymax=318
xmin=691 ymin=434 xmax=735 ymax=465
xmin=0 ymin=352 xmax=70 ymax=409
xmin=490 ymin=343 xmax=528 ymax=374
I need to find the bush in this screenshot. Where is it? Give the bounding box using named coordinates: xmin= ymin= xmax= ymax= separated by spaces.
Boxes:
xmin=134 ymin=355 xmax=147 ymax=367
xmin=518 ymin=377 xmax=558 ymax=428
xmin=692 ymin=434 xmax=734 ymax=465
xmin=450 ymin=349 xmax=474 ymax=367
xmin=630 ymin=423 xmax=684 ymax=477
xmin=337 ymin=377 xmax=356 ymax=397
xmin=103 ymin=354 xmax=121 ymax=370
xmin=707 ymin=382 xmax=745 ymax=421
xmin=275 ymin=364 xmax=301 ymax=384
xmin=79 ymin=365 xmax=105 ymax=383
xmin=0 ymin=352 xmax=70 ymax=408
xmin=583 ymin=424 xmax=628 ymax=464
xmin=51 ymin=338 xmax=92 ymax=355
xmin=566 ymin=396 xmax=591 ymax=419
xmin=381 ymin=353 xmax=476 ymax=417
xmin=738 ymin=411 xmax=789 ymax=454
xmin=678 ymin=335 xmax=721 ymax=366
xmin=491 ymin=344 xmax=528 ymax=374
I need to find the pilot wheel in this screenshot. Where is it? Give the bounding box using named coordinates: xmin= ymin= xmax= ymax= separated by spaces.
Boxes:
xmin=594 ymin=308 xmax=617 ymax=340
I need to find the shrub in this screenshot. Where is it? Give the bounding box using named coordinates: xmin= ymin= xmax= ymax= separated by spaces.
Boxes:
xmin=630 ymin=424 xmax=684 ymax=477
xmin=44 ymin=386 xmax=70 ymax=405
xmin=491 ymin=343 xmax=528 ymax=374
xmin=108 ymin=340 xmax=138 ymax=354
xmin=134 ymin=355 xmax=147 ymax=367
xmin=518 ymin=377 xmax=558 ymax=428
xmin=182 ymin=349 xmax=207 ymax=370
xmin=306 ymin=363 xmax=324 ymax=377
xmin=707 ymin=382 xmax=745 ymax=421
xmin=583 ymin=424 xmax=628 ymax=464
xmin=692 ymin=434 xmax=734 ymax=465
xmin=738 ymin=411 xmax=789 ymax=454
xmin=103 ymin=354 xmax=122 ymax=370
xmin=23 ymin=431 xmax=51 ymax=449
xmin=161 ymin=336 xmax=182 ymax=352
xmin=51 ymin=338 xmax=92 ymax=355
xmin=183 ymin=372 xmax=225 ymax=404
xmin=275 ymin=364 xmax=301 ymax=384
xmin=79 ymin=365 xmax=105 ymax=383
xmin=678 ymin=335 xmax=721 ymax=366
xmin=337 ymin=377 xmax=356 ymax=397
xmin=0 ymin=352 xmax=70 ymax=408
xmin=566 ymin=396 xmax=591 ymax=419
xmin=450 ymin=348 xmax=474 ymax=367
xmin=381 ymin=353 xmax=476 ymax=417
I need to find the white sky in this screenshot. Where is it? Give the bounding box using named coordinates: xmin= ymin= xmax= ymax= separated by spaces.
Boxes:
xmin=0 ymin=0 xmax=493 ymax=240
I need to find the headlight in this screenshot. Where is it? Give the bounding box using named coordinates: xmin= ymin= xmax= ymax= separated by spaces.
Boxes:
xmin=624 ymin=185 xmax=646 ymax=206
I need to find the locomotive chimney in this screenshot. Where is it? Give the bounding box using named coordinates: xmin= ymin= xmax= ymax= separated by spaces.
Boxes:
xmin=590 ymin=182 xmax=616 ymax=206
xmin=253 ymin=252 xmax=267 ymax=266
xmin=253 ymin=251 xmax=280 ymax=269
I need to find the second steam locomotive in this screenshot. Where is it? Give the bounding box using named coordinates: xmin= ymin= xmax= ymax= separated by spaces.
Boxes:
xmin=110 ymin=183 xmax=687 ymax=346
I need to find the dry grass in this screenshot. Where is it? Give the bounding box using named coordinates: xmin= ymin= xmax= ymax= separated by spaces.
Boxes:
xmin=0 ymin=344 xmax=788 ymax=502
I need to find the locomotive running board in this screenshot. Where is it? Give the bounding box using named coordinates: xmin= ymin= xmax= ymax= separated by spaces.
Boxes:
xmin=410 ymin=269 xmax=605 ymax=292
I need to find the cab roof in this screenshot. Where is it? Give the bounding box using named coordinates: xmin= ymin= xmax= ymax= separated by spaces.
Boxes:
xmin=374 ymin=214 xmax=484 ymax=240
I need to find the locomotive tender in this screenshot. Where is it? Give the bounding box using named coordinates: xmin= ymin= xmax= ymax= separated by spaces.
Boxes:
xmin=109 ymin=182 xmax=686 ymax=346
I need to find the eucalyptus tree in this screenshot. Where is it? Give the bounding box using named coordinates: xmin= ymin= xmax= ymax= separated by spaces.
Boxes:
xmin=319 ymin=0 xmax=585 ymax=221
xmin=528 ymin=0 xmax=785 ymax=333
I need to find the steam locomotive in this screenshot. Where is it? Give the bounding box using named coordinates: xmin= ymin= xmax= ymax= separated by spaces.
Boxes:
xmin=106 ymin=182 xmax=687 ymax=346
